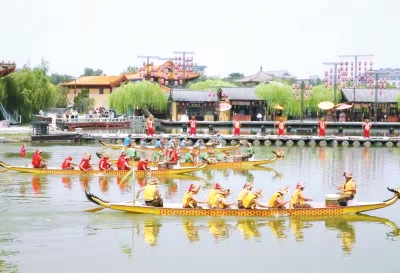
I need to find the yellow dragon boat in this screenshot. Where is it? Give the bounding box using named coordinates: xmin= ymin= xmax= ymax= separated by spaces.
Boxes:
xmin=0 ymin=160 xmax=206 ymax=177
xmin=99 ymin=151 xmax=283 ymax=169
xmin=99 ymin=139 xmax=240 ymax=153
xmin=85 ymin=186 xmax=400 ymax=216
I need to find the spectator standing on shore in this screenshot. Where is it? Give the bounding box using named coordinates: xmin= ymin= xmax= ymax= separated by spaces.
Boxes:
xmin=233 ymin=117 xmax=242 ymax=136
xmin=362 ymin=119 xmax=372 ymax=138
xmin=257 ymin=113 xmax=262 ymax=121
xmin=146 ymin=115 xmax=155 ymax=136
xmin=188 ymin=116 xmax=198 ymax=136
xmin=318 ymin=117 xmax=327 ymax=137
xmin=275 ymin=118 xmax=285 ymax=136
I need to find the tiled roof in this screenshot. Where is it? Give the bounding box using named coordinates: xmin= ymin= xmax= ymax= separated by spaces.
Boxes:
xmin=61 ymin=75 xmax=128 ymax=87
xmin=170 ymin=89 xmax=219 ymax=102
xmin=220 ymin=87 xmax=260 ymax=100
xmin=265 ymin=70 xmax=294 ymax=78
xmin=235 ymin=70 xmax=273 ymax=83
xmin=342 ymin=88 xmax=400 ymax=103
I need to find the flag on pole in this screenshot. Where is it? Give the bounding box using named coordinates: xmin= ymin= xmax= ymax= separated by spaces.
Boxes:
xmin=20 ymin=143 xmax=27 ymax=158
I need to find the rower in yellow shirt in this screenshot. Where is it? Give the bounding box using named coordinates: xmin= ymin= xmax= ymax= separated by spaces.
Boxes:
xmin=182 ymin=184 xmax=208 ymax=208
xmin=291 ymin=182 xmax=313 ymax=208
xmin=242 ymin=189 xmax=269 ymax=209
xmin=237 ymin=182 xmax=253 ymax=209
xmin=210 ymin=188 xmax=236 ymax=209
xmin=269 ymin=186 xmax=290 ymax=208
xmin=136 ymin=178 xmax=163 ymax=207
xmin=208 ymin=183 xmax=223 ymax=206
xmin=337 ymin=172 xmax=357 ymax=206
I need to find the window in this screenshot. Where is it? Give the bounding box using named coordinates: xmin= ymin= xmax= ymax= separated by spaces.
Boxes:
xmin=99 ymin=88 xmax=104 ymax=94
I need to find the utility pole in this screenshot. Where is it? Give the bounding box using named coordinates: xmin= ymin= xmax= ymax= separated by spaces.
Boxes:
xmin=322 ymin=62 xmax=339 ymax=105
xmin=338 ymin=54 xmax=374 ymax=83
xmin=370 ymin=70 xmax=389 ymax=123
xmin=173 ymin=51 xmax=195 ymax=84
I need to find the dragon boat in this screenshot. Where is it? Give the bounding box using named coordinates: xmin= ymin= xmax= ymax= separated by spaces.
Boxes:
xmin=0 ymin=160 xmax=206 ymax=177
xmin=99 ymin=139 xmax=240 ymax=153
xmin=85 ymin=186 xmax=400 ymax=216
xmin=98 ymin=151 xmax=283 ymax=169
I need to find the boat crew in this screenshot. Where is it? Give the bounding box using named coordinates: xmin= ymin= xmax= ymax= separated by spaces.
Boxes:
xmin=154 ymin=138 xmax=165 ymax=148
xmin=318 ymin=117 xmax=326 ymax=137
xmin=337 ymin=172 xmax=357 ymax=206
xmin=140 ymin=138 xmax=147 ymax=147
xmin=237 ymin=182 xmax=253 ymax=209
xmin=167 ymin=147 xmax=179 ymax=164
xmin=362 ymin=119 xmax=372 ymax=138
xmin=127 ymin=144 xmax=138 ymax=161
xmin=32 ymin=150 xmax=47 ymax=169
xmin=117 ymin=151 xmax=131 ymax=170
xmin=275 ymin=118 xmax=285 ymax=136
xmin=182 ymin=184 xmax=208 ymax=209
xmin=184 ymin=148 xmax=197 ymax=163
xmin=146 ymin=115 xmax=155 ymax=136
xmin=153 ymin=150 xmax=164 ymax=162
xmin=215 ymin=132 xmax=223 ymax=148
xmin=180 ymin=138 xmax=188 ymax=147
xmin=79 ymin=153 xmax=93 ymax=172
xmin=201 ymin=143 xmax=216 ymax=164
xmin=242 ymin=189 xmax=269 ymax=209
xmin=188 ymin=116 xmax=198 ymax=136
xmin=135 ymin=178 xmax=163 ymax=207
xmin=123 ymin=134 xmax=132 ymax=147
xmin=137 ymin=158 xmax=150 ymax=173
xmin=268 ymin=186 xmax=290 ymax=208
xmin=210 ymin=188 xmax=236 ymax=209
xmin=233 ymin=117 xmax=242 ymax=136
xmin=98 ymin=153 xmax=114 ymax=171
xmin=291 ymin=182 xmax=313 ymax=208
xmin=61 ymin=155 xmax=78 ymax=170
xmin=216 ymin=151 xmax=230 ymax=162
xmin=242 ymin=142 xmax=254 ymax=161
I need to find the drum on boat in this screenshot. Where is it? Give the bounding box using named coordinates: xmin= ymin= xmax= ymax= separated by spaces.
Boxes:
xmin=325 ymin=193 xmax=341 ymax=207
xmin=158 ymin=162 xmax=168 ymax=170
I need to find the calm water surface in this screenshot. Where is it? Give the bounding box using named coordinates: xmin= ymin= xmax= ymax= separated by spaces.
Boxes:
xmin=1 ymin=142 xmax=400 ymax=273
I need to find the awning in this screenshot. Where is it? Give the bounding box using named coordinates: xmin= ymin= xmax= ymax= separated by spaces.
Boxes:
xmin=274 ymin=104 xmax=284 ymax=110
xmin=335 ymin=103 xmax=353 ymax=110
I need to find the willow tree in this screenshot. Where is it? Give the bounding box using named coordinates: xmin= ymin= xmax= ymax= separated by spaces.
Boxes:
xmin=307 ymin=85 xmax=342 ymax=112
xmin=108 ymin=81 xmax=168 ymax=115
xmin=397 ymin=94 xmax=400 ymax=110
xmin=0 ymin=66 xmax=56 ymax=122
xmin=255 ymin=82 xmax=301 ymax=117
xmin=187 ymin=79 xmax=237 ymax=91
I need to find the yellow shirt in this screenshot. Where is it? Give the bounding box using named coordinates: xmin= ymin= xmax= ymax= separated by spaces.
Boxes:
xmin=208 ymin=189 xmax=219 ymax=205
xmin=242 ymin=192 xmax=257 ymax=209
xmin=269 ymin=192 xmax=282 ymax=208
xmin=291 ymin=189 xmax=305 ymax=205
xmin=182 ymin=191 xmax=195 ymax=208
xmin=237 ymin=189 xmax=249 ymax=202
xmin=342 ymin=179 xmax=357 ymax=195
xmin=144 ymin=184 xmax=157 ymax=201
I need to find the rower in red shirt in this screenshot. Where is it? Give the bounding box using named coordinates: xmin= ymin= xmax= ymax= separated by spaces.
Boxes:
xmin=98 ymin=153 xmax=113 ymax=171
xmin=32 ymin=150 xmax=48 ymax=169
xmin=137 ymin=158 xmax=150 ymax=173
xmin=168 ymin=148 xmax=179 ymax=164
xmin=79 ymin=153 xmax=93 ymax=172
xmin=61 ymin=155 xmax=78 ymax=170
xmin=117 ymin=151 xmax=131 ymax=170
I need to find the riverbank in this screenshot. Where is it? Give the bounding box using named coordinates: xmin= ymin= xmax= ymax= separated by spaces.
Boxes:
xmin=0 ymin=126 xmax=31 ymax=143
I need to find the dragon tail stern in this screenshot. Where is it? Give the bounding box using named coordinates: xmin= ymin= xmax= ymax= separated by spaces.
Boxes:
xmin=85 ymin=191 xmax=111 ymax=208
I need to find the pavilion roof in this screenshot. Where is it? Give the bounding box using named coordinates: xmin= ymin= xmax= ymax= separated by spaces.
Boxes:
xmin=342 ymin=88 xmax=400 ymax=103
xmin=235 ymin=70 xmax=273 ymax=83
xmin=61 ymin=75 xmax=128 ymax=88
xmin=170 ymin=89 xmax=219 ymax=102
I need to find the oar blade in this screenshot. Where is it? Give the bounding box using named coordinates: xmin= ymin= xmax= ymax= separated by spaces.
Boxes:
xmin=84 ymin=207 xmax=105 ymax=212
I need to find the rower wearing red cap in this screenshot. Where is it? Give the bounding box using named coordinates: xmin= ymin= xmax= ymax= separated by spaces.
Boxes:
xmin=99 ymin=153 xmax=114 ymax=171
xmin=268 ymin=186 xmax=290 ymax=208
xmin=291 ymin=182 xmax=313 ymax=208
xmin=182 ymin=184 xmax=208 ymax=208
xmin=79 ymin=153 xmax=93 ymax=172
xmin=208 ymin=183 xmax=223 ymax=206
xmin=117 ymin=151 xmax=131 ymax=170
xmin=237 ymin=182 xmax=253 ymax=209
xmin=61 ymin=155 xmax=78 ymax=170
xmin=210 ymin=188 xmax=235 ymax=209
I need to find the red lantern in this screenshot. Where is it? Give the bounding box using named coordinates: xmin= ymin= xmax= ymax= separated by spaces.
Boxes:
xmin=179 ymin=79 xmax=183 ymax=85
xmin=150 ymin=78 xmax=154 ymax=82
xmin=178 ymin=57 xmax=181 ymax=61
xmin=160 ymin=78 xmax=164 ymax=84
xmin=379 ymin=90 xmax=383 ymax=95
xmin=174 ymin=81 xmax=178 ymax=86
xmin=364 ymin=61 xmax=367 ymax=66
xmin=370 ymin=90 xmax=374 ymax=95
xmin=330 ymin=68 xmax=333 ymax=73
xmin=165 ymin=81 xmax=169 ymax=86
xmin=208 ymin=92 xmax=211 ymax=97
xmin=370 ymin=61 xmax=373 ymax=65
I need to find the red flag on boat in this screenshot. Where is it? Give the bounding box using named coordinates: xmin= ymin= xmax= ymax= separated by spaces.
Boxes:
xmin=20 ymin=143 xmax=26 ymax=158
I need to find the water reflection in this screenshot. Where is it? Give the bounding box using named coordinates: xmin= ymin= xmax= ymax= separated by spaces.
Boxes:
xmin=208 ymin=219 xmax=233 ymax=241
xmin=137 ymin=219 xmax=162 ymax=247
xmin=79 ymin=175 xmax=92 ymax=191
xmin=98 ymin=176 xmax=110 ymax=193
xmin=61 ymin=176 xmax=72 ymax=189
xmin=237 ymin=219 xmax=267 ymax=240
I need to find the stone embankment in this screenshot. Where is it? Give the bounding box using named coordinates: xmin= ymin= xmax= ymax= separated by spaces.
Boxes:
xmin=0 ymin=127 xmax=31 ymax=143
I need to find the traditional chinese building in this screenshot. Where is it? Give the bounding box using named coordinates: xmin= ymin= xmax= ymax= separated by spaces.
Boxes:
xmin=61 ymin=75 xmax=129 ymax=109
xmin=341 ymin=88 xmax=400 ymax=122
xmin=0 ymin=61 xmax=16 ymax=77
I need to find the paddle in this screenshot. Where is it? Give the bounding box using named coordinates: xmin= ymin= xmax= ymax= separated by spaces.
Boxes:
xmin=0 ymin=169 xmax=8 ymax=173
xmin=119 ymin=169 xmax=134 ymax=185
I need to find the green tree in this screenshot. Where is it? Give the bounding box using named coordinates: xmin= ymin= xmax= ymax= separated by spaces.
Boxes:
xmin=122 ymin=66 xmax=138 ymax=74
xmin=226 ymin=72 xmax=244 ymax=80
xmin=187 ymin=79 xmax=237 ymax=92
xmin=108 ymin=81 xmax=168 ymax=115
xmin=397 ymin=94 xmax=400 ymax=111
xmin=82 ymin=68 xmax=103 ymax=76
xmin=51 ymin=73 xmax=75 ymax=85
xmin=0 ymin=66 xmax=57 ymax=122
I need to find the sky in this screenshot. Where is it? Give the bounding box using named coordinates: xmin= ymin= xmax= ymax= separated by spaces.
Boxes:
xmin=1 ymin=0 xmax=400 ymax=79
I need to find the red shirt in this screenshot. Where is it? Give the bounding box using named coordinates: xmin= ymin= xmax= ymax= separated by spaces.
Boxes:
xmin=61 ymin=158 xmax=71 ymax=169
xmin=32 ymin=153 xmax=41 ymax=167
xmin=117 ymin=155 xmax=125 ymax=170
xmin=79 ymin=158 xmax=90 ymax=171
xmin=188 ymin=119 xmax=198 ymax=128
xmin=169 ymin=150 xmax=178 ymax=162
xmin=98 ymin=158 xmax=110 ymax=170
xmin=137 ymin=160 xmax=148 ymax=170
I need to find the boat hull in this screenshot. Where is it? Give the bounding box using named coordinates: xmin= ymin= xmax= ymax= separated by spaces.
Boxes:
xmin=85 ymin=187 xmax=400 ymax=216
xmin=0 ymin=161 xmax=206 ymax=177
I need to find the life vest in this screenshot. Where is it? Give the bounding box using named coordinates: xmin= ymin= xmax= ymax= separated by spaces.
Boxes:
xmin=182 ymin=191 xmax=196 ymax=208
xmin=242 ymin=192 xmax=257 ymax=209
xmin=208 ymin=189 xmax=219 ymax=205
xmin=79 ymin=158 xmax=90 ymax=171
xmin=291 ymin=189 xmax=305 ymax=205
xmin=237 ymin=189 xmax=249 ymax=202
xmin=144 ymin=184 xmax=157 ymax=201
xmin=32 ymin=152 xmax=41 ymax=167
xmin=61 ymin=158 xmax=71 ymax=169
xmin=269 ymin=192 xmax=283 ymax=208
xmin=98 ymin=158 xmax=109 ymax=170
xmin=117 ymin=156 xmax=125 ymax=170
xmin=343 ymin=179 xmax=357 ymax=196
xmin=210 ymin=193 xmax=224 ymax=209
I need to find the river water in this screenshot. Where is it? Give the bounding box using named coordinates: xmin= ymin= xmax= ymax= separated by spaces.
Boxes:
xmin=1 ymin=142 xmax=400 ymax=273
